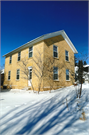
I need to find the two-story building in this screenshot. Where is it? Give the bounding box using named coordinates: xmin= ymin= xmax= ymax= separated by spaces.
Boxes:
xmin=3 ymin=30 xmax=78 ymax=91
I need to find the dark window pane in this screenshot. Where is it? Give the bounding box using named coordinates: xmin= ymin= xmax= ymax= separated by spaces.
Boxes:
xmin=9 ymin=60 xmax=11 ymax=64
xmin=9 ymin=71 xmax=10 ymax=76
xmin=9 ymin=56 xmax=12 ymax=64
xmin=66 ymin=69 xmax=69 ymax=75
xmin=8 ymin=76 xmax=10 ymax=80
xmin=18 ymin=56 xmax=20 ymax=61
xmin=54 ymin=74 xmax=58 ymax=80
xmin=53 ymin=67 xmax=58 ymax=80
xmin=29 ymin=72 xmax=32 ymax=79
xmin=66 ymin=69 xmax=69 ymax=80
xmin=54 ymin=67 xmax=58 ymax=74
xmin=29 ymin=52 xmax=32 ymax=58
xmin=54 ymin=52 xmax=58 ymax=57
xmin=8 ymin=71 xmax=11 ymax=80
xmin=66 ymin=56 xmax=69 ymax=61
xmin=66 ymin=75 xmax=69 ymax=80
xmin=17 ymin=75 xmax=19 ymax=79
xmin=30 ymin=69 xmax=32 ymax=71
xmin=29 ymin=47 xmax=33 ymax=52
xmin=29 ymin=69 xmax=32 ymax=79
xmin=53 ymin=46 xmax=57 ymax=52
xmin=66 ymin=51 xmax=68 ymax=56
xmin=65 ymin=51 xmax=69 ymax=61
xmin=16 ymin=69 xmax=20 ymax=79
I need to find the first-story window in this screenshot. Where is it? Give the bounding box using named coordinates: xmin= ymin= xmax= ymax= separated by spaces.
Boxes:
xmin=66 ymin=69 xmax=69 ymax=80
xmin=16 ymin=69 xmax=20 ymax=80
xmin=8 ymin=71 xmax=11 ymax=80
xmin=9 ymin=56 xmax=12 ymax=64
xmin=29 ymin=46 xmax=33 ymax=58
xmin=53 ymin=67 xmax=58 ymax=80
xmin=18 ymin=52 xmax=21 ymax=61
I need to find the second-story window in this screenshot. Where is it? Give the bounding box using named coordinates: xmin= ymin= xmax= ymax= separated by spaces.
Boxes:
xmin=16 ymin=69 xmax=20 ymax=80
xmin=65 ymin=50 xmax=69 ymax=61
xmin=8 ymin=71 xmax=11 ymax=80
xmin=29 ymin=46 xmax=33 ymax=58
xmin=53 ymin=45 xmax=58 ymax=58
xmin=18 ymin=52 xmax=21 ymax=61
xmin=9 ymin=56 xmax=12 ymax=64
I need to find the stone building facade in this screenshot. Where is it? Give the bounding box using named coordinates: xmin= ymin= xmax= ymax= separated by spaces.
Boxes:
xmin=3 ymin=30 xmax=78 ymax=91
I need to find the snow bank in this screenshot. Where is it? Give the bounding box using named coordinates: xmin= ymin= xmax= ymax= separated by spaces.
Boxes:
xmin=0 ymin=84 xmax=89 ymax=135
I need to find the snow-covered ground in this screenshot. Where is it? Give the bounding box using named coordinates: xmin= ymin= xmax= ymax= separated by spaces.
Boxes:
xmin=0 ymin=84 xmax=89 ymax=135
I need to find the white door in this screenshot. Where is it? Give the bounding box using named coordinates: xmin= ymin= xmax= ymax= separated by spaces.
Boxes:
xmin=28 ymin=67 xmax=32 ymax=86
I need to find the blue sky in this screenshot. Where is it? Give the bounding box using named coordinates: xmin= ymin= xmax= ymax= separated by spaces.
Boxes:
xmin=1 ymin=1 xmax=88 ymax=67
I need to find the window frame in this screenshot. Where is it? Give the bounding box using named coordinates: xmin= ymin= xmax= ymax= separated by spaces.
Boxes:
xmin=66 ymin=69 xmax=69 ymax=81
xmin=29 ymin=46 xmax=33 ymax=58
xmin=8 ymin=71 xmax=11 ymax=80
xmin=9 ymin=56 xmax=12 ymax=64
xmin=65 ymin=50 xmax=69 ymax=61
xmin=53 ymin=67 xmax=58 ymax=80
xmin=53 ymin=45 xmax=58 ymax=58
xmin=16 ymin=69 xmax=20 ymax=80
xmin=18 ymin=52 xmax=21 ymax=61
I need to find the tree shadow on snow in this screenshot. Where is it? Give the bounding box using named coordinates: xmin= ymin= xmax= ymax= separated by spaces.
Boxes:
xmin=0 ymin=87 xmax=88 ymax=135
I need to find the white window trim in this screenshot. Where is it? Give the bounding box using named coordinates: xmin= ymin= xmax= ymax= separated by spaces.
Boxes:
xmin=65 ymin=50 xmax=69 ymax=61
xmin=29 ymin=46 xmax=33 ymax=58
xmin=53 ymin=66 xmax=59 ymax=81
xmin=17 ymin=52 xmax=21 ymax=61
xmin=16 ymin=69 xmax=20 ymax=80
xmin=66 ymin=69 xmax=70 ymax=81
xmin=8 ymin=71 xmax=11 ymax=80
xmin=53 ymin=45 xmax=58 ymax=58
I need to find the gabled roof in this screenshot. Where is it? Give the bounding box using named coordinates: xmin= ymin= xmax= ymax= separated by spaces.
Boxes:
xmin=3 ymin=30 xmax=78 ymax=57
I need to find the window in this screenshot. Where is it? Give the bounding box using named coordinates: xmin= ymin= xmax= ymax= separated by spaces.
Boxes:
xmin=8 ymin=71 xmax=11 ymax=80
xmin=16 ymin=69 xmax=20 ymax=80
xmin=53 ymin=67 xmax=58 ymax=80
xmin=29 ymin=68 xmax=32 ymax=79
xmin=53 ymin=45 xmax=58 ymax=58
xmin=65 ymin=50 xmax=69 ymax=61
xmin=29 ymin=46 xmax=33 ymax=58
xmin=18 ymin=52 xmax=21 ymax=61
xmin=66 ymin=69 xmax=69 ymax=80
xmin=9 ymin=56 xmax=12 ymax=64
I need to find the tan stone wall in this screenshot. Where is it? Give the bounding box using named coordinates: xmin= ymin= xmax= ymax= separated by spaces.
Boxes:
xmin=4 ymin=41 xmax=44 ymax=90
xmin=43 ymin=35 xmax=75 ymax=90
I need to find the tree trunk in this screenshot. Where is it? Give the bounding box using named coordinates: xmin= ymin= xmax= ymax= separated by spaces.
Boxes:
xmin=38 ymin=78 xmax=42 ymax=94
xmin=79 ymin=79 xmax=82 ymax=98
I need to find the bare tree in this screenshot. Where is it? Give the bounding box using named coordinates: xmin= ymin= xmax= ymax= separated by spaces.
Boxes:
xmin=18 ymin=49 xmax=64 ymax=94
xmin=18 ymin=50 xmax=45 ymax=94
xmin=18 ymin=57 xmax=34 ymax=92
xmin=64 ymin=52 xmax=89 ymax=98
xmin=32 ymin=49 xmax=45 ymax=94
xmin=43 ymin=56 xmax=64 ymax=92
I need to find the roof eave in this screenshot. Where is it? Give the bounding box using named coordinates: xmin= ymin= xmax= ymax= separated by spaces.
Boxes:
xmin=3 ymin=30 xmax=78 ymax=57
